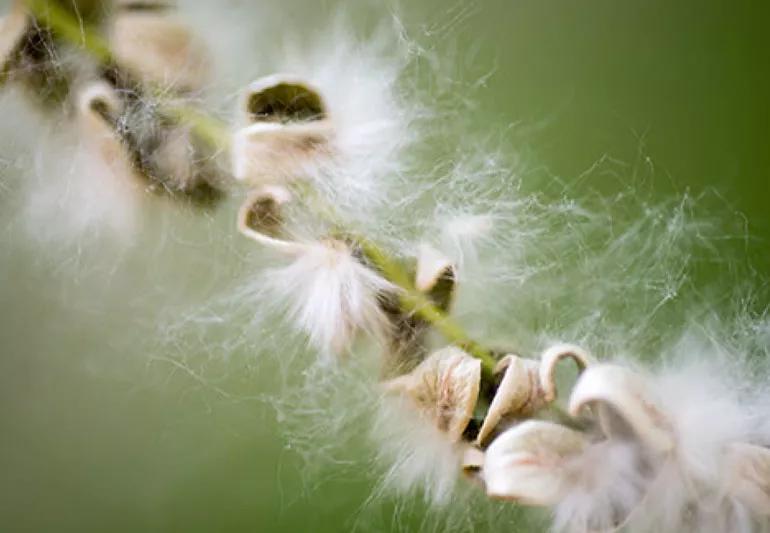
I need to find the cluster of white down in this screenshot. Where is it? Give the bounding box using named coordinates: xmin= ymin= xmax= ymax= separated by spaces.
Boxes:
xmin=2 ymin=2 xmax=769 ymax=532
xmin=1 ymin=0 xmax=214 ymax=248
xmin=487 ymin=358 xmax=770 ymax=533
xmin=367 ymin=338 xmax=770 ymax=533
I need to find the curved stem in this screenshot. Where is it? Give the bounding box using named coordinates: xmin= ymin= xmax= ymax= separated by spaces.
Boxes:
xmin=19 ymin=0 xmax=497 ymax=375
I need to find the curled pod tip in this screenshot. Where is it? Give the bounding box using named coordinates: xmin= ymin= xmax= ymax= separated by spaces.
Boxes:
xmin=568 ymin=364 xmax=675 ymax=454
xmin=476 ymin=354 xmax=543 ymax=446
xmin=539 ymin=343 xmax=593 ymax=403
xmin=232 ymin=74 xmax=333 ymax=185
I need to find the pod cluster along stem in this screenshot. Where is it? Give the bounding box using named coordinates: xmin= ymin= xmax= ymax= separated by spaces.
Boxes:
xmin=21 ymin=0 xmax=496 ymax=373
xmin=12 ymin=4 xmax=770 ymax=532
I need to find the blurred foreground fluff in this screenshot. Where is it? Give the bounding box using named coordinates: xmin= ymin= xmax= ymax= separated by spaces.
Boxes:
xmin=1 ymin=1 xmax=769 ymax=532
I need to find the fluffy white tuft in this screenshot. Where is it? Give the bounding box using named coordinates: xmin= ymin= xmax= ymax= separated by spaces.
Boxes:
xmin=264 ymin=240 xmax=395 ymax=359
xmin=554 ymin=340 xmax=770 ymax=533
xmin=370 ymin=395 xmax=466 ymax=506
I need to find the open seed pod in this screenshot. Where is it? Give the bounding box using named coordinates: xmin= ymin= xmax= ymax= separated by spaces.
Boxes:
xmin=569 ymin=364 xmax=675 ymax=454
xmin=239 ymin=185 xmax=292 ymax=239
xmin=723 ymin=442 xmax=770 ymax=516
xmin=475 ymin=345 xmax=592 ymax=446
xmin=539 ymin=343 xmax=593 ymax=402
xmin=77 ymin=80 xmax=141 ymax=185
xmin=237 ymin=185 xmax=305 ymax=255
xmin=384 ymin=346 xmax=481 ymax=442
xmin=483 ymin=420 xmax=588 ymax=505
xmin=77 ymin=77 xmax=222 ymax=205
xmin=476 ymin=355 xmax=543 ymax=446
xmin=109 ymin=0 xmax=208 ymax=92
xmin=232 ymin=74 xmax=333 ymax=185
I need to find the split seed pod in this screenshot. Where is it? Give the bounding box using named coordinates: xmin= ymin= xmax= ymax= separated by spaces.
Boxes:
xmin=232 ymin=74 xmax=333 ymax=185
xmin=569 ymin=364 xmax=675 ymax=454
xmin=483 ymin=420 xmax=588 ymax=505
xmin=76 ymin=80 xmax=140 ymax=185
xmin=109 ymin=0 xmax=208 ymax=92
xmin=385 ymin=346 xmax=481 ymax=442
xmin=238 ymin=191 xmax=395 ymax=356
xmin=476 ymin=355 xmax=543 ymax=446
xmin=476 ymin=344 xmax=592 ymax=446
xmin=239 ymin=185 xmax=293 ymax=239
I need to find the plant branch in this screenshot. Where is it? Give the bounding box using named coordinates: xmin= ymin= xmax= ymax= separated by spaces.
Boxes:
xmin=20 ymin=0 xmax=497 ymax=374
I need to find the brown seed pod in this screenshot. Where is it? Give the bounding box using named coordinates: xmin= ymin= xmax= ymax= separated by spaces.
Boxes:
xmin=232 ymin=74 xmax=334 ymax=185
xmin=384 ymin=346 xmax=481 ymax=442
xmin=109 ymin=1 xmax=208 ymax=92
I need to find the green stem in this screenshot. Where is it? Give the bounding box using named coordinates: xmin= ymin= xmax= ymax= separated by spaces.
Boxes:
xmin=24 ymin=0 xmax=113 ymax=63
xmin=20 ymin=0 xmax=498 ymax=374
xmin=359 ymin=239 xmax=496 ymax=375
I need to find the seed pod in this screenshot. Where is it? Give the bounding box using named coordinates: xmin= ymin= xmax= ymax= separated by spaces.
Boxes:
xmin=239 ymin=185 xmax=292 ymax=238
xmin=232 ymin=74 xmax=333 ymax=185
xmin=539 ymin=343 xmax=593 ymax=402
xmin=385 ymin=346 xmax=481 ymax=442
xmin=484 ymin=420 xmax=588 ymax=505
xmin=109 ymin=0 xmax=208 ymax=92
xmin=76 ymin=81 xmax=140 ymax=185
xmin=476 ymin=355 xmax=543 ymax=446
xmin=569 ymin=364 xmax=674 ymax=454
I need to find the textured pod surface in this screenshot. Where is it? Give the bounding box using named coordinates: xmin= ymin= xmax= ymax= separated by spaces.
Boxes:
xmin=476 ymin=355 xmax=544 ymax=446
xmin=484 ymin=420 xmax=588 ymax=505
xmin=110 ymin=10 xmax=208 ymax=92
xmin=232 ymin=75 xmax=333 ymax=184
xmin=385 ymin=346 xmax=481 ymax=441
xmin=569 ymin=364 xmax=674 ymax=454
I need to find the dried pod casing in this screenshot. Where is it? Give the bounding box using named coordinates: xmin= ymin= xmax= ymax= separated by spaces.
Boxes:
xmin=385 ymin=346 xmax=481 ymax=442
xmin=109 ymin=2 xmax=208 ymax=92
xmin=77 ymin=81 xmax=141 ymax=185
xmin=484 ymin=420 xmax=588 ymax=505
xmin=232 ymin=74 xmax=333 ymax=185
xmin=239 ymin=185 xmax=292 ymax=236
xmin=569 ymin=364 xmax=674 ymax=454
xmin=476 ymin=355 xmax=544 ymax=446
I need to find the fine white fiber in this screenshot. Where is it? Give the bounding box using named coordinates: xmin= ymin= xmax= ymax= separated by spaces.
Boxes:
xmin=552 ymin=338 xmax=770 ymax=533
xmin=259 ymin=239 xmax=396 ymax=359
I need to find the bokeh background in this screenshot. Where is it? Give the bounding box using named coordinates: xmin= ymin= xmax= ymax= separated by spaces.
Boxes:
xmin=1 ymin=0 xmax=768 ymax=531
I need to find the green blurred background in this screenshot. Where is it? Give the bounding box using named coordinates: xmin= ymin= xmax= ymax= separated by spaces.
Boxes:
xmin=0 ymin=0 xmax=768 ymax=531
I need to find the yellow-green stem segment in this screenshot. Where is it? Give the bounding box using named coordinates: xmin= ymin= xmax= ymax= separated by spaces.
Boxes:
xmin=20 ymin=0 xmax=498 ymax=374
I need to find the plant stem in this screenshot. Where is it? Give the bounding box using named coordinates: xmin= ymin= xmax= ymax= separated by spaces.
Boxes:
xmin=20 ymin=0 xmax=498 ymax=374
